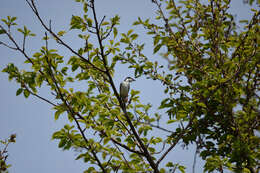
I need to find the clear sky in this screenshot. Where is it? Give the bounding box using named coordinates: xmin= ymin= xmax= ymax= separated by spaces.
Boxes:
xmin=0 ymin=0 xmax=257 ymax=172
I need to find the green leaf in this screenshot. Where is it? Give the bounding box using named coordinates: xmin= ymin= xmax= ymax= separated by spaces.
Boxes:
xmin=166 ymin=162 xmax=174 ymax=167
xmin=130 ymin=90 xmax=140 ymax=96
xmin=16 ymin=88 xmax=23 ymax=96
xmin=153 ymin=44 xmax=162 ymax=54
xmin=54 ymin=109 xmax=65 ymax=121
xmin=86 ymin=18 xmax=93 ymax=27
xmin=0 ymin=29 xmax=6 ymax=34
xmin=10 ymin=16 xmax=17 ymax=22
xmin=130 ymin=33 xmax=138 ymax=41
xmin=83 ymin=3 xmax=88 ymax=13
xmin=103 ymin=137 xmax=110 ymax=145
xmin=42 ymin=35 xmax=49 ymax=40
xmin=57 ymin=30 xmax=66 ymax=37
xmin=153 ymin=35 xmax=160 ymax=46
xmin=239 ymin=19 xmax=248 ymax=24
xmin=148 ymin=147 xmax=155 ymax=153
xmin=133 ymin=21 xmax=140 ymax=25
xmin=127 ymin=29 xmax=133 ymax=36
xmin=70 ymin=15 xmax=84 ymax=30
xmin=76 ymin=153 xmax=86 ymax=160
xmin=23 ymin=89 xmax=30 ymax=98
xmin=178 ymin=165 xmax=186 ymax=173
xmin=23 ymin=26 xmax=29 ymax=35
xmin=197 ymin=102 xmax=206 ymax=108
xmin=167 ymin=119 xmax=176 ymax=124
xmin=52 ymin=131 xmax=62 ymax=139
xmin=17 ymin=28 xmax=24 ymax=34
xmin=101 ymin=21 xmax=109 ymax=26
xmin=113 ymin=27 xmax=118 ymax=38
xmin=64 ymin=124 xmax=71 ymax=130
xmin=58 ymin=139 xmax=66 ymax=148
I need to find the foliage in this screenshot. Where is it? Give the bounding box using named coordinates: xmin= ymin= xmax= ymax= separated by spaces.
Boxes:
xmin=1 ymin=0 xmax=259 ymax=172
xmin=0 ymin=134 xmax=16 ymax=172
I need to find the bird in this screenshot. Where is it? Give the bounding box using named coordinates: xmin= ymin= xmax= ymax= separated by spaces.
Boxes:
xmin=120 ymin=77 xmax=136 ymax=103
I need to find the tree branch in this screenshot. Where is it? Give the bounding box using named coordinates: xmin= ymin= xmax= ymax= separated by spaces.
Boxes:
xmin=25 ymin=0 xmax=106 ymax=73
xmin=139 ymin=121 xmax=174 ymax=133
xmin=90 ymin=0 xmax=159 ymax=172
xmin=0 ymin=40 xmax=17 ymax=50
xmin=23 ymin=84 xmax=57 ymax=107
xmin=43 ymin=32 xmax=106 ymax=172
xmin=156 ymin=121 xmax=192 ymax=166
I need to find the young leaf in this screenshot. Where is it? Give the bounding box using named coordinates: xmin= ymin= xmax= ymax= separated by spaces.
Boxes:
xmin=16 ymin=88 xmax=23 ymax=96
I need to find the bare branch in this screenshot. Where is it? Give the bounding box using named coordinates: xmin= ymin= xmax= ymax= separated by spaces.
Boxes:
xmin=153 ymin=140 xmax=167 ymax=155
xmin=0 ymin=41 xmax=17 ymax=50
xmin=156 ymin=121 xmax=192 ymax=166
xmin=192 ymin=143 xmax=199 ymax=173
xmin=98 ymin=15 xmax=106 ymax=31
xmin=113 ymin=143 xmax=133 ymax=169
xmin=102 ymin=22 xmax=116 ymax=41
xmin=140 ymin=121 xmax=174 ymax=133
xmin=22 ymin=35 xmax=26 ymax=52
xmin=109 ymin=136 xmax=144 ymax=155
xmin=23 ymin=84 xmax=57 ymax=107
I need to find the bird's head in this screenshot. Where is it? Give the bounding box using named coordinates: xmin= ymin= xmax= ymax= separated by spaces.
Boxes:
xmin=124 ymin=77 xmax=136 ymax=83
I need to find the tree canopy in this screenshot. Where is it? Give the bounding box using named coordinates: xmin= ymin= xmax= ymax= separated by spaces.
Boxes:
xmin=0 ymin=0 xmax=259 ymax=172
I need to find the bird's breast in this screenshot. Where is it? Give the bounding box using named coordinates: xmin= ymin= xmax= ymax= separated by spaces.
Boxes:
xmin=120 ymin=82 xmax=129 ymax=97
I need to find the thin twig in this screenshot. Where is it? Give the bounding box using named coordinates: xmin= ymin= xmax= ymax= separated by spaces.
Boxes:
xmin=153 ymin=140 xmax=167 ymax=154
xmin=113 ymin=143 xmax=133 ymax=169
xmin=192 ymin=143 xmax=199 ymax=173
xmin=22 ymin=35 xmax=26 ymax=52
xmin=102 ymin=23 xmax=115 ymax=40
xmin=98 ymin=15 xmax=106 ymax=31
xmin=23 ymin=84 xmax=57 ymax=107
xmin=0 ymin=24 xmax=36 ymax=67
xmin=140 ymin=121 xmax=174 ymax=133
xmin=156 ymin=121 xmax=192 ymax=166
xmin=0 ymin=41 xmax=17 ymax=50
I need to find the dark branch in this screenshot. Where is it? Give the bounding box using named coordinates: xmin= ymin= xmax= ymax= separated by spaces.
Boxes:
xmin=0 ymin=40 xmax=17 ymax=50
xmin=156 ymin=121 xmax=192 ymax=166
xmin=23 ymin=84 xmax=57 ymax=107
xmin=90 ymin=0 xmax=159 ymax=172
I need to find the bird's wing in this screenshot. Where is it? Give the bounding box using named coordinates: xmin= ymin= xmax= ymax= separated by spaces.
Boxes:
xmin=127 ymin=83 xmax=130 ymax=93
xmin=120 ymin=82 xmax=123 ymax=97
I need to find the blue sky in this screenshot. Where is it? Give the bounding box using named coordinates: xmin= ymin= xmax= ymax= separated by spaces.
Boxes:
xmin=0 ymin=0 xmax=257 ymax=172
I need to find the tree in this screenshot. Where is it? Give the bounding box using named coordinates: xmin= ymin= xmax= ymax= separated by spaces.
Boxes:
xmin=0 ymin=0 xmax=259 ymax=172
xmin=0 ymin=134 xmax=16 ymax=172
